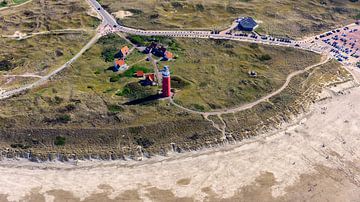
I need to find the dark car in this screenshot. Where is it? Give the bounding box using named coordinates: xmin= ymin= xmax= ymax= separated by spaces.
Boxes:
xmin=113 ymin=25 xmax=117 ymax=28
xmin=97 ymin=8 xmax=101 ymax=10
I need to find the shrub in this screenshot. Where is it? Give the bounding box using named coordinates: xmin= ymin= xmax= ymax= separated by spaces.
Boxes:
xmin=56 ymin=114 xmax=71 ymax=123
xmin=258 ymin=54 xmax=272 ymax=61
xmin=0 ymin=60 xmax=13 ymax=71
xmin=101 ymin=47 xmax=117 ymax=62
xmin=117 ymin=82 xmax=157 ymax=99
xmin=54 ymin=136 xmax=66 ymax=146
xmin=135 ymin=137 xmax=154 ymax=148
xmin=109 ymin=75 xmax=120 ymax=82
xmin=0 ymin=1 xmax=7 ymax=7
xmin=249 ymin=43 xmax=259 ymax=49
xmin=107 ymin=104 xmax=124 ymax=113
xmin=122 ymin=65 xmax=151 ymax=77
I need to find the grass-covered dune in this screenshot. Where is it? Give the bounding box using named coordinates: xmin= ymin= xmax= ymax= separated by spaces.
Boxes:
xmin=0 ymin=0 xmax=100 ymax=35
xmin=0 ymin=34 xmax=351 ymax=161
xmin=101 ymin=0 xmax=360 ymax=38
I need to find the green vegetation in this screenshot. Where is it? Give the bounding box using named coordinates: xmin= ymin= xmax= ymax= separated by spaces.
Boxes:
xmin=13 ymin=0 xmax=29 ymax=4
xmin=0 ymin=0 xmax=100 ymax=35
xmin=222 ymin=60 xmax=352 ymax=138
xmin=0 ymin=0 xmax=7 ymax=7
xmin=0 ymin=33 xmax=92 ymax=90
xmin=159 ymin=38 xmax=321 ymax=111
xmin=0 ymin=60 xmax=13 ymax=71
xmin=100 ymin=34 xmax=130 ymax=62
xmin=117 ymin=82 xmax=158 ymax=99
xmin=0 ymin=32 xmax=352 ymax=160
xmin=355 ymin=12 xmax=360 ymax=19
xmin=123 ymin=65 xmax=152 ymax=77
xmin=102 ymin=0 xmax=360 ymax=38
xmin=107 ymin=104 xmax=124 ymax=113
xmin=102 ymin=47 xmax=117 ymax=62
xmin=127 ymin=35 xmax=181 ymax=52
xmin=109 ymin=65 xmax=152 ymax=82
xmin=54 ymin=136 xmax=66 ymax=146
xmin=257 ymin=54 xmax=272 ymax=61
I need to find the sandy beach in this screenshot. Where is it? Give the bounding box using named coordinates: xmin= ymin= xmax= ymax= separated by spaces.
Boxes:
xmin=0 ymin=81 xmax=360 ymax=201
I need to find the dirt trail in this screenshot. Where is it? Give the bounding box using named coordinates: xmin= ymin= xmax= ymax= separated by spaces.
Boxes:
xmin=1 ymin=29 xmax=92 ymax=40
xmin=0 ymin=33 xmax=101 ymax=100
xmin=0 ymin=82 xmax=360 ymax=201
xmin=171 ymin=55 xmax=331 ymax=116
xmin=2 ymin=74 xmax=43 ymax=79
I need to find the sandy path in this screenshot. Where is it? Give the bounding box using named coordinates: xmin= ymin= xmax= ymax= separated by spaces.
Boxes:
xmin=171 ymin=55 xmax=331 ymax=116
xmin=0 ymin=83 xmax=360 ymax=201
xmin=0 ymin=33 xmax=101 ymax=100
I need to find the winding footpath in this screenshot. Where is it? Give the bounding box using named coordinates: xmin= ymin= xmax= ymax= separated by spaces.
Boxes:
xmin=0 ymin=28 xmax=92 ymax=40
xmin=170 ymin=55 xmax=331 ymax=116
xmin=0 ymin=33 xmax=101 ymax=100
xmin=0 ymin=0 xmax=356 ymax=119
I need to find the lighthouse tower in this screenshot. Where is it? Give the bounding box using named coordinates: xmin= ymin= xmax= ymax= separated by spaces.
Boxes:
xmin=161 ymin=66 xmax=171 ymax=97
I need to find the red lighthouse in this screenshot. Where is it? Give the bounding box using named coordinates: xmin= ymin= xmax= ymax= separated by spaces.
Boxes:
xmin=161 ymin=66 xmax=171 ymax=97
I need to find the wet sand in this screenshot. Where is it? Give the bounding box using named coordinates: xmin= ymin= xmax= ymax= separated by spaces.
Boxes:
xmin=1 ymin=83 xmax=360 ymax=201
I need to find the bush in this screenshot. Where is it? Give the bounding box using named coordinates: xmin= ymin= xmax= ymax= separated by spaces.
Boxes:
xmin=0 ymin=1 xmax=7 ymax=7
xmin=54 ymin=136 xmax=66 ymax=146
xmin=249 ymin=43 xmax=259 ymax=49
xmin=0 ymin=60 xmax=13 ymax=71
xmin=171 ymin=75 xmax=191 ymax=89
xmin=192 ymin=104 xmax=206 ymax=111
xmin=135 ymin=137 xmax=154 ymax=148
xmin=195 ymin=4 xmax=204 ymax=12
xmin=101 ymin=47 xmax=117 ymax=62
xmin=258 ymin=54 xmax=272 ymax=61
xmin=109 ymin=75 xmax=120 ymax=82
xmin=107 ymin=104 xmax=124 ymax=113
xmin=56 ymin=114 xmax=71 ymax=123
xmin=122 ymin=65 xmax=151 ymax=77
xmin=117 ymin=82 xmax=157 ymax=99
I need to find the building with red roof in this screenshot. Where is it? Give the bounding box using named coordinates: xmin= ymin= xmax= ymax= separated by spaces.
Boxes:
xmin=164 ymin=51 xmax=174 ymax=61
xmin=114 ymin=59 xmax=127 ymax=72
xmin=135 ymin=70 xmax=145 ymax=78
xmin=121 ymin=46 xmax=129 ymax=56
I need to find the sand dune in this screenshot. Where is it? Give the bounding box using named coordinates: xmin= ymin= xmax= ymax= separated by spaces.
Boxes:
xmin=1 ymin=82 xmax=360 ymax=201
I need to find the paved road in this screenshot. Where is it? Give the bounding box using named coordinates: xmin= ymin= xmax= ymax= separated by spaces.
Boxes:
xmin=87 ymin=0 xmax=321 ymax=53
xmin=0 ymin=0 xmax=352 ymax=105
xmin=88 ymin=0 xmax=118 ymax=27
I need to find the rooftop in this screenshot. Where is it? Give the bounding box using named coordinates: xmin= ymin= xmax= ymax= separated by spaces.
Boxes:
xmin=115 ymin=59 xmax=126 ymax=66
xmin=238 ymin=17 xmax=258 ymax=30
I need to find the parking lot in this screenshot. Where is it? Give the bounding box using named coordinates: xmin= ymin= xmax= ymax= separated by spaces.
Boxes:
xmin=316 ymin=23 xmax=360 ymax=63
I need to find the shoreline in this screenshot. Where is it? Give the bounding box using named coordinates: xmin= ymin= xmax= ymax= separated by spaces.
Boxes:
xmin=0 ymin=81 xmax=359 ymax=201
xmin=0 ymin=80 xmax=353 ymax=170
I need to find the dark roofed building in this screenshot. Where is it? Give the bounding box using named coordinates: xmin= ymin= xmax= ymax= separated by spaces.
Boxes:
xmin=237 ymin=17 xmax=258 ymax=31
